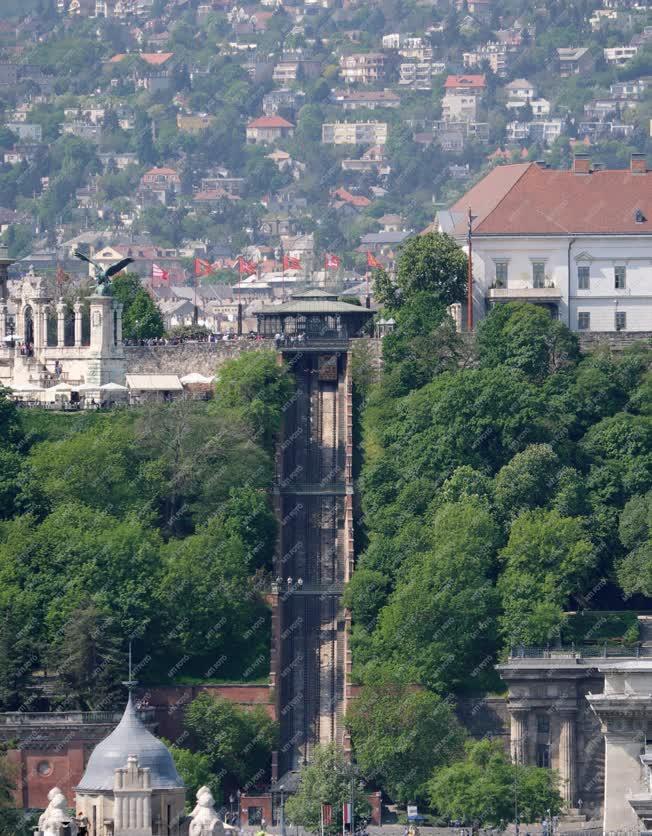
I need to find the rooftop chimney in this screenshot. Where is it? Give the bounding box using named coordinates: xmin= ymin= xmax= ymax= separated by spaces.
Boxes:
xmin=573 ymin=153 xmax=591 ymax=175
xmin=631 ymin=153 xmax=647 ymax=174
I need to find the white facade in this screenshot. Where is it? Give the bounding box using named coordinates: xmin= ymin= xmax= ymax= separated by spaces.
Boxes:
xmin=442 ymin=93 xmax=477 ymax=122
xmin=463 ymin=234 xmax=652 ymax=332
xmin=604 ymin=45 xmax=638 ymax=65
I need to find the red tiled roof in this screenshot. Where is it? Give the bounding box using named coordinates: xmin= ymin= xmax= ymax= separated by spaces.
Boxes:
xmin=143 ymin=166 xmax=179 ymax=177
xmin=451 ymin=162 xmax=652 ymax=235
xmin=444 ymin=74 xmax=486 ymax=89
xmin=247 ymin=116 xmax=294 ymax=129
xmin=332 ymin=187 xmax=371 ymax=207
xmin=110 ymin=52 xmax=174 ymax=65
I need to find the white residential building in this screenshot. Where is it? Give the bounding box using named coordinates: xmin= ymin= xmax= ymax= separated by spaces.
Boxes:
xmin=442 ymin=93 xmax=477 ymax=122
xmin=505 ymin=78 xmax=536 ymax=100
xmin=321 ymin=121 xmax=388 ymax=145
xmin=604 ymin=45 xmax=638 ymax=65
xmin=436 ymin=154 xmax=652 ymax=333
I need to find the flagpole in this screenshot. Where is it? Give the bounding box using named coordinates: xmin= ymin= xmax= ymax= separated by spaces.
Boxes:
xmin=237 ymin=258 xmax=242 ymax=337
xmin=467 ymin=206 xmax=473 ymax=332
xmin=193 ymin=266 xmax=198 ymax=326
xmin=281 ymin=241 xmax=285 ymax=301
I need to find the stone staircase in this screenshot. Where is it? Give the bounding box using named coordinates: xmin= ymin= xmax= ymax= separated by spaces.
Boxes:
xmin=637 ymin=616 xmax=652 ymax=656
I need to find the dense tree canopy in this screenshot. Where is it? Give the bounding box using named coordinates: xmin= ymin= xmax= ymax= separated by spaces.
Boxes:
xmin=346 ymin=676 xmax=464 ymax=804
xmin=352 ymin=293 xmax=652 ymax=805
xmin=429 ymin=739 xmax=562 ymax=826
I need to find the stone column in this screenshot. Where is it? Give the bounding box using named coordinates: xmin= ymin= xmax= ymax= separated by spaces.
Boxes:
xmin=33 ymin=303 xmax=45 ymax=350
xmin=74 ymin=301 xmax=83 ymax=347
xmin=558 ymin=709 xmax=577 ymax=808
xmin=0 ymin=302 xmax=6 ymax=341
xmin=56 ymin=299 xmax=66 ymax=347
xmin=510 ymin=708 xmax=529 ymax=764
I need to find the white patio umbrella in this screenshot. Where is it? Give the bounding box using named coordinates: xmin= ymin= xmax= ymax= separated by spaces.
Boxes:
xmin=47 ymin=382 xmax=73 ymax=392
xmin=99 ymin=381 xmax=128 ymax=391
xmin=180 ymin=372 xmax=215 ymax=385
xmin=10 ymin=382 xmax=44 ymax=392
xmin=76 ymin=383 xmax=100 ymax=393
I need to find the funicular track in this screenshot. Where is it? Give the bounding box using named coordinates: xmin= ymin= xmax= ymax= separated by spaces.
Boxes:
xmin=276 ymin=350 xmax=351 ymax=773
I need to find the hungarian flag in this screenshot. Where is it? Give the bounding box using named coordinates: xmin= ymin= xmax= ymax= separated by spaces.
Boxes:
xmin=324 ymin=253 xmax=341 ymax=270
xmin=321 ymin=805 xmax=333 ymax=826
xmin=238 ymin=256 xmax=257 ymax=276
xmin=194 ymin=257 xmax=213 ymax=277
xmin=366 ymin=251 xmax=382 ymax=269
xmin=152 ymin=263 xmax=170 ymax=285
xmin=283 ymin=254 xmax=302 ymax=271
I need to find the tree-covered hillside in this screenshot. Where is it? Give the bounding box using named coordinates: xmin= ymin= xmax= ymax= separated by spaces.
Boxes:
xmin=0 ymin=351 xmax=292 ymax=713
xmin=350 ymin=240 xmax=652 ymax=698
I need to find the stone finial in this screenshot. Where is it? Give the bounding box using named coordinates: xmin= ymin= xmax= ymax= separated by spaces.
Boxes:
xmin=189 ymin=786 xmax=225 ymax=836
xmin=37 ymin=787 xmax=79 ymax=836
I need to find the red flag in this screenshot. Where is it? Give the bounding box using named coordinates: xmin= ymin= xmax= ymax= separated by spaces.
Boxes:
xmin=366 ymin=251 xmax=382 ymax=269
xmin=283 ymin=254 xmax=302 ymax=271
xmin=324 ymin=254 xmax=341 ymax=270
xmin=194 ymin=257 xmax=212 ymax=277
xmin=152 ymin=263 xmax=170 ymax=286
xmin=238 ymin=256 xmax=257 ymax=275
xmin=343 ymin=803 xmax=353 ymax=826
xmin=322 ymin=804 xmax=333 ymax=826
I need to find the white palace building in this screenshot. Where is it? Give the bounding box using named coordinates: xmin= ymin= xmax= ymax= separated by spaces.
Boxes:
xmin=436 ymin=153 xmax=652 ymax=333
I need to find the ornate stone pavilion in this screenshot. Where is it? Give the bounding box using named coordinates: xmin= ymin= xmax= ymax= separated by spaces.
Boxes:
xmin=0 ymin=267 xmax=125 ymax=390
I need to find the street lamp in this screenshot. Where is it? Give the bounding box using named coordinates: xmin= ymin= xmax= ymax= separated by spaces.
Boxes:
xmin=279 ymin=784 xmax=286 ymax=836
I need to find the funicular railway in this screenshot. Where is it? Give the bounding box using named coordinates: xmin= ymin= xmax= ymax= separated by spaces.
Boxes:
xmin=256 ymin=290 xmax=374 ymax=777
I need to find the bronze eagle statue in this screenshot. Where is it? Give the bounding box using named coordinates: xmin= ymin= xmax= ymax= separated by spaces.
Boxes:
xmin=74 ymin=250 xmax=135 ymax=295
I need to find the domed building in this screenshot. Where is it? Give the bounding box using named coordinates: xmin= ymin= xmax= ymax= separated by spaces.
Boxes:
xmin=73 ymin=694 xmax=186 ymax=836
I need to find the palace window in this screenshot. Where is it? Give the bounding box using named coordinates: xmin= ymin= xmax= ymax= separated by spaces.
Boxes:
xmin=494 ymin=261 xmax=508 ymax=287
xmin=532 ymin=261 xmax=546 ymax=288
xmin=615 ymin=265 xmax=626 ymax=289
xmin=578 ymin=312 xmax=591 ymax=331
xmin=578 ymin=265 xmax=590 ymax=290
xmin=615 ymin=311 xmax=626 ymax=331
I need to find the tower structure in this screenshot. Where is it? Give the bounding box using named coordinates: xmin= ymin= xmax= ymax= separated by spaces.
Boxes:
xmin=257 ymin=290 xmax=374 ymax=776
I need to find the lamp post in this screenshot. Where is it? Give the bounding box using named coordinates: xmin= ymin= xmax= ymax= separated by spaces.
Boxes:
xmin=279 ymin=784 xmax=286 ymax=836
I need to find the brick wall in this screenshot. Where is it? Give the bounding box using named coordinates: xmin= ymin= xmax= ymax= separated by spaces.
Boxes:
xmin=138 ymin=684 xmax=274 ymax=742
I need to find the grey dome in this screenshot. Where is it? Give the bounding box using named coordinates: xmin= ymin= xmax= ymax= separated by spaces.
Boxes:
xmin=76 ymin=696 xmax=184 ymax=792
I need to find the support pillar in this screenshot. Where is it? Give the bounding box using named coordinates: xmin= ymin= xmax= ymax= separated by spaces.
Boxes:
xmin=56 ymin=299 xmax=66 ymax=347
xmin=510 ymin=708 xmax=529 ymax=765
xmin=0 ymin=302 xmax=6 ymax=342
xmin=558 ymin=709 xmax=577 ymax=808
xmin=74 ymin=301 xmax=83 ymax=347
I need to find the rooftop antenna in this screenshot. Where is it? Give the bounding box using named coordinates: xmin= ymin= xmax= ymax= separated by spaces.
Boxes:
xmin=122 ymin=639 xmax=138 ymax=693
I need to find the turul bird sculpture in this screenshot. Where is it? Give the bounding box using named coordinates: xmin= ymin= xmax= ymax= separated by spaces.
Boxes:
xmin=74 ymin=251 xmax=134 ymax=296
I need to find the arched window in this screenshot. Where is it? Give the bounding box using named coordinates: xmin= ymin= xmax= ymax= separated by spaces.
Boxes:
xmin=64 ymin=306 xmax=75 ymax=346
xmin=81 ymin=306 xmax=90 ymax=346
xmin=45 ymin=306 xmax=57 ymax=346
xmin=23 ymin=305 xmax=34 ymax=346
